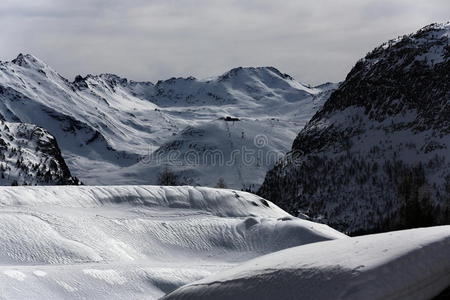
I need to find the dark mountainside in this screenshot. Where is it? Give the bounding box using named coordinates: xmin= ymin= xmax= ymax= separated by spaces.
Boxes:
xmin=259 ymin=23 xmax=450 ymax=235
xmin=0 ymin=121 xmax=79 ymax=185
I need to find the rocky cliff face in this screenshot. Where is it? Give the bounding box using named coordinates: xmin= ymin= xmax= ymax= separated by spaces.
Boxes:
xmin=0 ymin=121 xmax=79 ymax=185
xmin=259 ymin=23 xmax=450 ymax=234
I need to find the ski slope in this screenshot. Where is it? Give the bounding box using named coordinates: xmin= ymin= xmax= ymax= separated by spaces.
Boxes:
xmin=0 ymin=185 xmax=344 ymax=299
xmin=165 ymin=226 xmax=450 ymax=300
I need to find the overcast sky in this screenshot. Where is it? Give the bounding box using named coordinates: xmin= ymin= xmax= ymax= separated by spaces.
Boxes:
xmin=0 ymin=0 xmax=449 ymax=85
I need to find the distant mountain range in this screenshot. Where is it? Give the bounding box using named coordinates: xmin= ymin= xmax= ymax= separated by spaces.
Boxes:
xmin=259 ymin=23 xmax=450 ymax=234
xmin=0 ymin=55 xmax=333 ymax=186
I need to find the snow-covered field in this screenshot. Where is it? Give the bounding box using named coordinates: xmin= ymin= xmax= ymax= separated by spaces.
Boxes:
xmin=0 ymin=185 xmax=344 ymax=299
xmin=165 ymin=226 xmax=450 ymax=300
xmin=0 ymin=186 xmax=448 ymax=299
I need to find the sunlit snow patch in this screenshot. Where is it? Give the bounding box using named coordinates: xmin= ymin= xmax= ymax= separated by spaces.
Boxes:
xmin=164 ymin=226 xmax=450 ymax=300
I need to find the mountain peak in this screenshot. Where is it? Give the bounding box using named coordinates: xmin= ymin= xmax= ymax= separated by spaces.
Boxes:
xmin=361 ymin=22 xmax=450 ymax=71
xmin=11 ymin=53 xmax=48 ymax=69
xmin=155 ymin=76 xmax=197 ymax=86
xmin=218 ymin=66 xmax=294 ymax=82
xmin=97 ymin=73 xmax=129 ymax=87
xmin=420 ymin=22 xmax=450 ymax=34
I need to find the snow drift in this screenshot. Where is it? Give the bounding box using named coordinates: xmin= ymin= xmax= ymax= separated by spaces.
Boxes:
xmin=164 ymin=226 xmax=450 ymax=300
xmin=0 ymin=185 xmax=344 ymax=299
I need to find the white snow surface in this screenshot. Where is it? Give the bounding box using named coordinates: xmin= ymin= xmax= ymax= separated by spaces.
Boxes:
xmin=0 ymin=185 xmax=345 ymax=299
xmin=164 ymin=226 xmax=450 ymax=300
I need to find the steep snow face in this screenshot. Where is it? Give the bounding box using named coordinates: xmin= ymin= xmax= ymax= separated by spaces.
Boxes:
xmin=164 ymin=226 xmax=450 ymax=300
xmin=0 ymin=120 xmax=78 ymax=185
xmin=260 ymin=23 xmax=450 ymax=234
xmin=0 ymin=185 xmax=345 ymax=299
xmin=0 ymin=55 xmax=334 ymax=187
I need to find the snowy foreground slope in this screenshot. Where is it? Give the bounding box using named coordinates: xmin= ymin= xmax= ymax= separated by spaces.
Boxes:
xmin=165 ymin=226 xmax=450 ymax=300
xmin=0 ymin=185 xmax=344 ymax=299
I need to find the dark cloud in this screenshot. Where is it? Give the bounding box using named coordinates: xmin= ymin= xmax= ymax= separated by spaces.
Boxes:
xmin=0 ymin=0 xmax=449 ymax=85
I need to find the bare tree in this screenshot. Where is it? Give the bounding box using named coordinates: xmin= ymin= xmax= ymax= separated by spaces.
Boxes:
xmin=157 ymin=167 xmax=179 ymax=186
xmin=215 ymin=177 xmax=227 ymax=189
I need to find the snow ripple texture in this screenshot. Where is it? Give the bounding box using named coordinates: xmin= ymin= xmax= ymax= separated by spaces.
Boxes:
xmin=0 ymin=185 xmax=344 ymax=299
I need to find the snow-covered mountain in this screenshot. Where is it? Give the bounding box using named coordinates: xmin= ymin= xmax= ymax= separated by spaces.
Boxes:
xmin=0 ymin=185 xmax=344 ymax=299
xmin=0 ymin=55 xmax=334 ymax=187
xmin=0 ymin=120 xmax=78 ymax=185
xmin=259 ymin=23 xmax=450 ymax=234
xmin=164 ymin=226 xmax=450 ymax=300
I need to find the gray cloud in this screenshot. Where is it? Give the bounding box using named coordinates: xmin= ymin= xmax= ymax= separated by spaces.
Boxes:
xmin=0 ymin=0 xmax=449 ymax=85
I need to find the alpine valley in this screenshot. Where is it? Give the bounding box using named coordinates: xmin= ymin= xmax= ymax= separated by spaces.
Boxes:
xmin=0 ymin=56 xmax=334 ymax=188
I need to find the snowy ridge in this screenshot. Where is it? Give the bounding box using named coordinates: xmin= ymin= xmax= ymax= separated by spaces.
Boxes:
xmin=0 ymin=185 xmax=292 ymax=217
xmin=0 ymin=185 xmax=344 ymax=299
xmin=164 ymin=226 xmax=450 ymax=300
xmin=367 ymin=22 xmax=450 ymax=68
xmin=151 ymin=66 xmax=320 ymax=107
xmin=0 ymin=55 xmax=334 ymax=187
